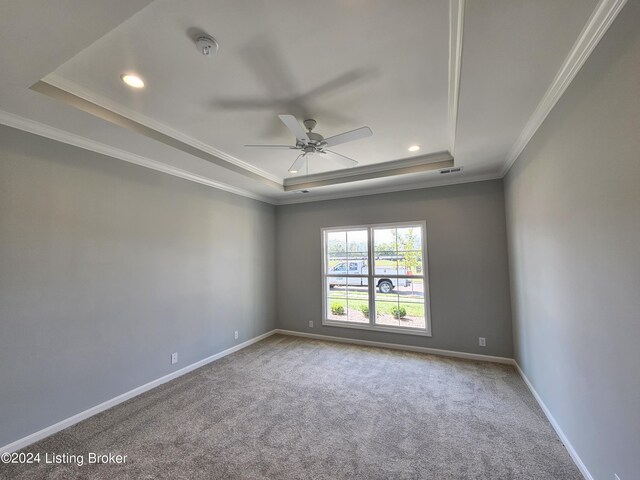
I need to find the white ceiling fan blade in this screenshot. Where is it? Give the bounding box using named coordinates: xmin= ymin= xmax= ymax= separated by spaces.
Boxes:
xmin=288 ymin=154 xmax=306 ymax=174
xmin=323 ymin=126 xmax=372 ymax=148
xmin=244 ymin=144 xmax=297 ymax=149
xmin=324 ymin=150 xmax=358 ymax=168
xmin=278 ymin=114 xmax=310 ymax=143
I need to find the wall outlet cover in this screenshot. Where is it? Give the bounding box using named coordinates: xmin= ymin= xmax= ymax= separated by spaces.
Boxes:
xmin=309 ymin=321 xmax=314 ymax=328
xmin=479 ymin=337 xmax=486 ymax=347
xmin=171 ymin=352 xmax=178 ymax=365
xmin=234 ymin=330 xmax=239 ymax=340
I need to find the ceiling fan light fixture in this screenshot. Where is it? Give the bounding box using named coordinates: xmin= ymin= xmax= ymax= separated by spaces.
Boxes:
xmin=120 ymin=73 xmax=144 ymax=88
xmin=288 ymin=153 xmax=307 ymax=175
xmin=408 ymin=144 xmax=421 ymax=152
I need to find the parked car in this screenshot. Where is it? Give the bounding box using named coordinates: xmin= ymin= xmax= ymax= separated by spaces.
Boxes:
xmin=328 ymin=260 xmax=409 ymax=293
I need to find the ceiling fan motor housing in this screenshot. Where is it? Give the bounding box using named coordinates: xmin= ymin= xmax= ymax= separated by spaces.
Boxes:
xmin=307 ymin=131 xmax=324 ymax=144
xmin=245 ymin=114 xmax=368 ymax=172
xmin=301 ymin=119 xmax=325 ymax=148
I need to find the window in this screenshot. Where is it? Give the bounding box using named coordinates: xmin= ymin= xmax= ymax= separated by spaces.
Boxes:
xmin=322 ymin=222 xmax=431 ymax=336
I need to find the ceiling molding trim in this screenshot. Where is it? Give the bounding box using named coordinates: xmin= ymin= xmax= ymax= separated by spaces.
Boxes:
xmin=276 ymin=172 xmax=503 ymax=206
xmin=447 ymin=0 xmax=465 ymax=156
xmin=501 ymin=0 xmax=628 ymax=176
xmin=0 ymin=109 xmax=275 ymax=204
xmin=282 ymin=157 xmax=453 ymax=191
xmin=0 ymin=109 xmax=501 ymax=206
xmin=284 ymin=151 xmax=453 ymax=191
xmin=40 ymin=73 xmax=283 ymax=185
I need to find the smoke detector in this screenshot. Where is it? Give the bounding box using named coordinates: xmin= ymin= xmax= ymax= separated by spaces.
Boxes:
xmin=195 ymin=34 xmax=219 ymax=56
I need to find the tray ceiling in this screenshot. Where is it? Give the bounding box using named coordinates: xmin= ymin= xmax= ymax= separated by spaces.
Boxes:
xmin=0 ymin=0 xmax=624 ymax=204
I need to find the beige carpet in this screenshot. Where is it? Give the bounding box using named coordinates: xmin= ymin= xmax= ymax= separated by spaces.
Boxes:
xmin=1 ymin=334 xmax=582 ymax=479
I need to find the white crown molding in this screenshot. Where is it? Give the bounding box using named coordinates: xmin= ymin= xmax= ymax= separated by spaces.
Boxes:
xmin=283 ymin=151 xmax=454 ymax=191
xmin=502 ymin=0 xmax=628 ymax=176
xmin=0 ymin=109 xmax=500 ymax=206
xmin=40 ymin=75 xmax=462 ymax=195
xmin=448 ymin=0 xmax=465 ymax=157
xmin=0 ymin=109 xmax=275 ymax=204
xmin=285 ymin=151 xmax=453 ymax=186
xmin=42 ymin=73 xmax=283 ymax=185
xmin=9 ymin=0 xmax=623 ymax=204
xmin=276 ymin=171 xmax=502 ymax=205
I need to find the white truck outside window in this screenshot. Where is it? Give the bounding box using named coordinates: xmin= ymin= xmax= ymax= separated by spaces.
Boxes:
xmin=327 ymin=260 xmax=410 ymax=292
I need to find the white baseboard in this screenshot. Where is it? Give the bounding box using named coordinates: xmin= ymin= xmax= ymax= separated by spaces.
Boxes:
xmin=3 ymin=327 xmax=590 ymax=480
xmin=276 ymin=330 xmax=590 ymax=478
xmin=274 ymin=329 xmax=515 ymax=364
xmin=1 ymin=329 xmax=277 ymax=454
xmin=513 ymin=362 xmax=592 ymax=480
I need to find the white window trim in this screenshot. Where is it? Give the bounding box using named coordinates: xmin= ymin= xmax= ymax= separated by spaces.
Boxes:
xmin=321 ymin=221 xmax=432 ymax=337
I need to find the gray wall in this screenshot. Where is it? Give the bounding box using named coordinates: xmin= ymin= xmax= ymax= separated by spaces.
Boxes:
xmin=0 ymin=125 xmax=276 ymax=447
xmin=276 ymin=180 xmax=513 ymax=357
xmin=504 ymin=2 xmax=640 ymax=479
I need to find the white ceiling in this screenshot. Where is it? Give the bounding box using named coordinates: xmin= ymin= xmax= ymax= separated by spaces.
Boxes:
xmin=0 ymin=0 xmax=623 ymax=204
xmin=47 ymin=0 xmax=451 ymax=179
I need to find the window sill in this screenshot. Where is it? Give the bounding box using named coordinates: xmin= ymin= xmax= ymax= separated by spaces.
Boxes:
xmin=322 ymin=319 xmax=432 ymax=337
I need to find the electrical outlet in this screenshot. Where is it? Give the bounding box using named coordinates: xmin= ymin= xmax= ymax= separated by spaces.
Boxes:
xmin=234 ymin=330 xmax=239 ymax=340
xmin=309 ymin=320 xmax=314 ymax=328
xmin=171 ymin=352 xmax=178 ymax=365
xmin=479 ymin=337 xmax=486 ymax=347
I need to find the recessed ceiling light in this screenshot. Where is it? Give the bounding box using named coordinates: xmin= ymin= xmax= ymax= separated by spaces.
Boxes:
xmin=408 ymin=145 xmax=421 ymax=152
xmin=120 ymin=73 xmax=144 ymax=89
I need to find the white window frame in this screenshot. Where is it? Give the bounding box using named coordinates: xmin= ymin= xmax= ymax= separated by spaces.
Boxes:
xmin=321 ymin=221 xmax=432 ymax=336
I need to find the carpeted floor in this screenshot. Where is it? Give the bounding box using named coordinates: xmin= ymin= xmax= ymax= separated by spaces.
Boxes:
xmin=1 ymin=334 xmax=582 ymax=479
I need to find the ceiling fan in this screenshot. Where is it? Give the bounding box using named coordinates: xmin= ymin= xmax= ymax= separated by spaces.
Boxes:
xmin=245 ymin=114 xmax=373 ymax=174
